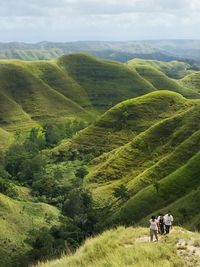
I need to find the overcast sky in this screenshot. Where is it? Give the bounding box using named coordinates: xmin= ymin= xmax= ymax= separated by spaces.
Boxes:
xmin=0 ymin=0 xmax=200 ymax=42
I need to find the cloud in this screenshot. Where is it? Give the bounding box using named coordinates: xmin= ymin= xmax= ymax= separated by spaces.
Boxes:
xmin=0 ymin=0 xmax=199 ymax=42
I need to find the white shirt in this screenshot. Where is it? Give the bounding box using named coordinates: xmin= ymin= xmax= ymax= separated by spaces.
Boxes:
xmin=149 ymin=219 xmax=158 ymax=230
xmin=164 ymin=214 xmax=174 ymax=225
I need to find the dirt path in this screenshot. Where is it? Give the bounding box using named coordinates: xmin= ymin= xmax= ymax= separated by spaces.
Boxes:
xmin=123 ymin=231 xmax=200 ymax=266
xmin=177 ymin=238 xmax=200 ymax=266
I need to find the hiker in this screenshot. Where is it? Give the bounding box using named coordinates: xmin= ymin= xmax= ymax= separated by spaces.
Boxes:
xmin=164 ymin=211 xmax=174 ymax=234
xmin=157 ymin=213 xmax=165 ymax=235
xmin=149 ymin=215 xmax=159 ymax=242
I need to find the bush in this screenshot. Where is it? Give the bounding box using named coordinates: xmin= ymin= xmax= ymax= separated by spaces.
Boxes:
xmin=0 ymin=178 xmax=18 ymax=198
xmin=113 ymin=185 xmax=129 ymax=200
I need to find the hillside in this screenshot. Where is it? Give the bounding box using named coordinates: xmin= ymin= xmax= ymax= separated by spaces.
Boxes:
xmin=89 ymin=99 xmax=200 ymax=228
xmin=0 ymin=55 xmax=200 ymax=266
xmin=127 ymin=60 xmax=199 ymax=98
xmin=52 ymin=91 xmax=200 ymax=230
xmin=0 ymin=193 xmax=60 ymax=267
xmin=52 ymin=91 xmax=193 ymax=158
xmin=36 ymin=227 xmax=200 ymax=267
xmin=181 ymin=72 xmax=200 ymax=94
xmin=1 ymin=53 xmax=200 ymax=145
xmin=57 ymin=53 xmax=155 ymax=110
xmin=127 ymin=58 xmax=191 ymax=79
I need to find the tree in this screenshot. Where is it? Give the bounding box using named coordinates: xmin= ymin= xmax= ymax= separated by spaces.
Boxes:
xmin=44 ymin=123 xmax=63 ymax=146
xmin=27 ymin=127 xmax=46 ymax=150
xmin=113 ymin=184 xmax=129 ymax=200
xmin=19 ymin=154 xmax=46 ymax=183
xmin=153 ymin=181 xmax=160 ymax=193
xmin=0 ymin=178 xmax=18 ymax=198
xmin=75 ymin=166 xmax=88 ymax=179
xmin=5 ymin=144 xmax=28 ymax=177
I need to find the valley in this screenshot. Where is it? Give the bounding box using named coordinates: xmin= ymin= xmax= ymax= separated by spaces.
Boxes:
xmin=0 ymin=54 xmax=199 ymax=267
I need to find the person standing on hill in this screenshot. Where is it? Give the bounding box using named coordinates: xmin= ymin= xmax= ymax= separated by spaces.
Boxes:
xmin=157 ymin=213 xmax=165 ymax=235
xmin=149 ymin=216 xmax=159 ymax=242
xmin=164 ymin=211 xmax=174 ymax=234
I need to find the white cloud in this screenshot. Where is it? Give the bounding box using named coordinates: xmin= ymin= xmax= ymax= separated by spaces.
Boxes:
xmin=0 ymin=0 xmax=199 ymax=42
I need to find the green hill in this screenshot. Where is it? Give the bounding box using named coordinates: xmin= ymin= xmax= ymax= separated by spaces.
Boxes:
xmin=36 ymin=227 xmax=200 ymax=267
xmin=127 ymin=60 xmax=199 ymax=98
xmin=90 ymin=101 xmax=200 ymax=227
xmin=127 ymin=58 xmax=190 ymax=79
xmin=0 ymin=62 xmax=91 ymax=126
xmin=0 ymin=53 xmax=199 ymax=148
xmin=0 ymin=54 xmax=199 ymax=266
xmin=57 ymin=53 xmax=155 ymax=111
xmin=52 ymin=91 xmax=200 ymax=229
xmin=52 ymin=91 xmax=193 ymax=158
xmin=181 ymin=72 xmax=200 ymax=94
xmin=0 ymin=193 xmax=60 ymax=267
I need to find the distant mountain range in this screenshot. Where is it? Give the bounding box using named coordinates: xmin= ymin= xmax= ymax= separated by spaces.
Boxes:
xmin=1 ymin=40 xmax=200 ymax=62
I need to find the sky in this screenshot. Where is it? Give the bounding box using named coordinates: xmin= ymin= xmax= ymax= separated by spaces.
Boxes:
xmin=0 ymin=0 xmax=200 ymax=42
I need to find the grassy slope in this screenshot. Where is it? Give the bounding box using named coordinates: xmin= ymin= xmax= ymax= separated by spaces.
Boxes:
xmin=112 ymin=151 xmax=200 ymax=226
xmin=1 ymin=54 xmax=199 ymax=145
xmin=86 ymin=103 xmax=200 ymax=220
xmin=0 ymin=128 xmax=14 ymax=151
xmin=17 ymin=60 xmax=92 ymax=110
xmin=0 ymin=62 xmax=91 ymax=123
xmin=127 ymin=60 xmax=200 ymax=98
xmin=52 ymin=91 xmax=192 ymax=158
xmin=128 ymin=58 xmax=190 ymax=79
xmin=0 ymin=88 xmax=38 ymax=132
xmin=0 ymin=193 xmax=60 ymax=267
xmin=96 ymin=106 xmax=199 ymax=225
xmin=51 ymin=92 xmax=200 ymax=231
xmin=140 ymin=186 xmax=200 ymax=231
xmin=57 ymin=53 xmax=155 ymax=111
xmin=181 ymin=72 xmax=200 ymax=94
xmin=36 ymin=227 xmax=200 ymax=267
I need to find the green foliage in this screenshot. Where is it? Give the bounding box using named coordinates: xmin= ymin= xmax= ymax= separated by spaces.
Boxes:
xmin=153 ymin=181 xmax=160 ymax=193
xmin=113 ymin=185 xmax=129 ymax=200
xmin=75 ymin=166 xmax=88 ymax=179
xmin=0 ymin=178 xmax=18 ymax=198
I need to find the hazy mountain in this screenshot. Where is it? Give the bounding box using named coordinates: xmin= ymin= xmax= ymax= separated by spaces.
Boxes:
xmin=1 ymin=40 xmax=200 ymax=62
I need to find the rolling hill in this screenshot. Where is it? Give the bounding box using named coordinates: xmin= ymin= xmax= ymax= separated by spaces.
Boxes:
xmin=127 ymin=60 xmax=199 ymax=98
xmin=53 ymin=91 xmax=200 ymax=230
xmin=52 ymin=91 xmax=193 ymax=158
xmin=127 ymin=58 xmax=190 ymax=79
xmin=0 ymin=53 xmax=200 ymax=266
xmin=2 ymin=53 xmax=199 ymax=150
xmin=181 ymin=72 xmax=200 ymax=94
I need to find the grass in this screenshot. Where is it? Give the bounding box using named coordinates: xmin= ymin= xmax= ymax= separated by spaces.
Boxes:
xmin=127 ymin=62 xmax=199 ymax=99
xmin=51 ymin=91 xmax=200 ymax=232
xmin=53 ymin=91 xmax=192 ymax=158
xmin=0 ymin=53 xmax=200 ymax=149
xmin=112 ymin=151 xmax=200 ymax=225
xmin=0 ymin=192 xmax=60 ymax=267
xmin=0 ymin=128 xmax=14 ymax=151
xmin=57 ymin=53 xmax=155 ymax=111
xmin=140 ymin=186 xmax=200 ymax=231
xmin=36 ymin=227 xmax=200 ymax=267
xmin=127 ymin=58 xmax=191 ymax=79
xmin=181 ymin=72 xmax=200 ymax=94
